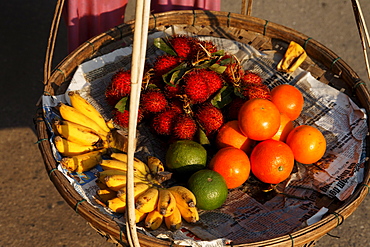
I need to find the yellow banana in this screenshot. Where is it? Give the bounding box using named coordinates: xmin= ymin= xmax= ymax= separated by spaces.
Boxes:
xmin=176 ymin=203 xmax=199 ymax=223
xmin=107 ymin=197 xmax=126 ymax=213
xmin=145 ymin=210 xmax=164 ymax=230
xmin=100 ymin=159 xmax=128 ymax=171
xmin=104 ymin=174 xmax=148 ymax=191
xmin=57 ymin=102 xmax=108 ymax=139
xmin=277 ymin=41 xmax=307 ymax=73
xmin=97 ymin=169 xmax=128 ymax=184
xmin=100 ymin=159 xmax=146 ymax=179
xmin=106 ymin=119 xmax=115 ymax=130
xmin=116 ymin=182 xmax=151 ymax=202
xmin=53 ymin=119 xmax=102 ymax=146
xmin=68 ymin=91 xmax=111 ymax=132
xmin=135 ymin=187 xmax=159 ymax=213
xmin=157 ymin=188 xmax=177 ymax=217
xmin=97 ymin=188 xmax=117 ymax=203
xmin=135 ymin=209 xmax=147 ymax=223
xmin=168 ymin=186 xmax=197 ymax=208
xmin=110 ymin=152 xmax=150 ymax=176
xmin=60 ymin=150 xmax=103 ymax=173
xmin=54 ymin=136 xmax=96 ymax=156
xmin=164 ymin=206 xmax=182 ymax=231
xmin=147 ymin=156 xmax=165 ymax=175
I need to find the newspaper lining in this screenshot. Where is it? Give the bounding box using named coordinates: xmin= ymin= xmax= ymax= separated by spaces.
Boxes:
xmin=41 ymin=27 xmax=368 ymax=246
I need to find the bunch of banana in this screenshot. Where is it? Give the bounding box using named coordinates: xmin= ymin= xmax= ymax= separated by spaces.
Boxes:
xmin=95 ymin=155 xmax=199 ymax=231
xmin=52 ymin=91 xmax=120 ymax=173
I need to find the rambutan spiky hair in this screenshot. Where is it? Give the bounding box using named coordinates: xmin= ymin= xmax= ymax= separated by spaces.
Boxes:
xmin=140 ymin=90 xmax=168 ymax=113
xmin=195 ymin=103 xmax=224 ymax=135
xmin=105 ymin=69 xmax=131 ymax=106
xmin=242 ymin=83 xmax=271 ymax=100
xmin=168 ymin=35 xmax=197 ymax=60
xmin=153 ymin=54 xmax=182 ymax=76
xmin=241 ymin=71 xmax=263 ymax=85
xmin=152 ymin=109 xmax=177 ymax=136
xmin=172 ymin=114 xmax=197 ymax=140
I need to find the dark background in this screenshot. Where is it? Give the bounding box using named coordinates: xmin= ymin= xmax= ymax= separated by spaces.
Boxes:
xmin=0 ymin=0 xmax=369 ymax=246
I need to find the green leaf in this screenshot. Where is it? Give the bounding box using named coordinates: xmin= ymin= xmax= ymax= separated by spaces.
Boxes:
xmin=219 ymin=57 xmax=231 ymax=66
xmin=197 ymin=128 xmax=210 ymax=145
xmin=153 ymin=38 xmax=177 ymax=56
xmin=210 ymin=85 xmax=235 ymax=109
xmin=115 ymin=96 xmax=129 ymax=113
xmin=194 ymin=59 xmax=214 ymax=69
xmin=211 ymin=50 xmax=225 ymax=57
xmin=162 ymin=62 xmax=189 ymax=85
xmin=234 ymin=86 xmax=246 ymax=99
xmin=146 ymin=83 xmax=159 ymax=91
xmin=209 ymin=63 xmax=227 ymax=74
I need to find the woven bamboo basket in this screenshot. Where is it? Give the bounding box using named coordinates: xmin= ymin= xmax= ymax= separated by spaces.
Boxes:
xmin=35 ymin=7 xmax=370 ymax=247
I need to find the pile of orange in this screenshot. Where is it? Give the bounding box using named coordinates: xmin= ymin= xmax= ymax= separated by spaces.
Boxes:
xmin=211 ymin=84 xmax=327 ymax=186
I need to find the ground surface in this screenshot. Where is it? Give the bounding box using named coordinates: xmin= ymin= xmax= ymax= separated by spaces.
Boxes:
xmin=1 ymin=0 xmax=369 ymax=246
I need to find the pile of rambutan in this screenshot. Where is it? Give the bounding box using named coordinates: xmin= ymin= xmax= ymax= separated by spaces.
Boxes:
xmin=104 ymin=34 xmax=271 ymax=144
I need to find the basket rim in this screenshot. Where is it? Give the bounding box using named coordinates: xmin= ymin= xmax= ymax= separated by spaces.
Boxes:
xmin=37 ymin=10 xmax=370 ymax=247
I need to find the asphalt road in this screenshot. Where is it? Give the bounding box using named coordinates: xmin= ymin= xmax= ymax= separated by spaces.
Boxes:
xmin=1 ymin=0 xmax=369 ymax=246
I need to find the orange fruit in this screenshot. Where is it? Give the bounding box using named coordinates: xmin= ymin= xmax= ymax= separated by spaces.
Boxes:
xmin=188 ymin=169 xmax=228 ymax=210
xmin=270 ymin=84 xmax=304 ymax=120
xmin=215 ymin=120 xmax=255 ymax=154
xmin=285 ymin=125 xmax=326 ymax=164
xmin=250 ymin=139 xmax=295 ymax=184
xmin=271 ymin=112 xmax=295 ymax=142
xmin=209 ymin=147 xmax=251 ymax=189
xmin=238 ymin=98 xmax=281 ymax=141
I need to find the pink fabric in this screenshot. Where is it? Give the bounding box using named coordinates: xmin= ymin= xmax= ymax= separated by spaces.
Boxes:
xmin=151 ymin=0 xmax=220 ymax=13
xmin=63 ymin=0 xmax=127 ymax=53
xmin=63 ymin=0 xmax=221 ymax=53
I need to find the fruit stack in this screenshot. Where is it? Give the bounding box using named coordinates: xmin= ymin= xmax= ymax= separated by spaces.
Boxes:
xmin=103 ymin=34 xmax=326 ymax=187
xmin=52 ymin=34 xmax=328 ymax=233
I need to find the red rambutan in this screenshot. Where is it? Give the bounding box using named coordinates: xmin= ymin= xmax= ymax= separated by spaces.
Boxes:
xmin=241 ymin=71 xmax=263 ymax=85
xmin=153 ymin=55 xmax=182 ymax=76
xmin=105 ymin=70 xmax=131 ymax=106
xmin=200 ymin=69 xmax=224 ymax=95
xmin=168 ymin=35 xmax=197 ymax=59
xmin=242 ymin=83 xmax=271 ymax=100
xmin=140 ymin=90 xmax=168 ymax=113
xmin=113 ymin=108 xmax=144 ymax=128
xmin=195 ymin=104 xmax=224 ymax=135
xmin=172 ymin=114 xmax=197 ymax=140
xmin=164 ymin=83 xmax=182 ymax=98
xmin=152 ymin=109 xmax=177 ymax=136
xmin=183 ymin=70 xmax=210 ymax=104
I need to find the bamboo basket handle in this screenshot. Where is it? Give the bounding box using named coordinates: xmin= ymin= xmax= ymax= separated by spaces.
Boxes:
xmin=351 ymin=0 xmax=370 ymax=80
xmin=241 ymin=0 xmax=253 ymax=16
xmin=126 ymin=1 xmax=151 ymax=246
xmin=44 ymin=0 xmax=65 ymax=85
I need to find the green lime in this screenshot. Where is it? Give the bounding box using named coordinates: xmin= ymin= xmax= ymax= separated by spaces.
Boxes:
xmin=187 ymin=169 xmax=228 ymax=210
xmin=165 ymin=140 xmax=207 ymax=176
